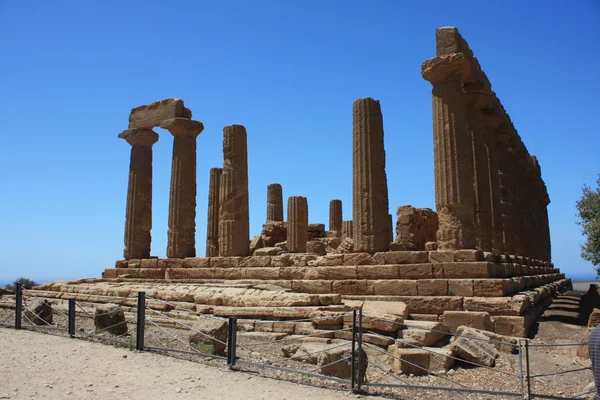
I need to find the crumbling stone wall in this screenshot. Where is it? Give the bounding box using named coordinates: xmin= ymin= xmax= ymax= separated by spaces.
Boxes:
xmin=394 ymin=206 xmax=438 ymax=250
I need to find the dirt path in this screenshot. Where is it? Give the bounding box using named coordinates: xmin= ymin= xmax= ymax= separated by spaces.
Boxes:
xmin=0 ymin=328 xmax=378 ymax=400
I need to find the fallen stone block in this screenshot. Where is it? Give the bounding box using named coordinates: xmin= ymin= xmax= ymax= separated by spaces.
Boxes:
xmin=455 ymin=325 xmax=518 ymax=354
xmin=94 ymin=306 xmax=127 ymax=336
xmin=389 ymin=347 xmax=430 ymax=375
xmin=425 ymin=346 xmax=455 ymax=372
xmin=189 ymin=317 xmax=228 ymax=356
xmin=24 ymin=299 xmax=53 ymax=326
xmin=398 ymin=320 xmax=450 ymax=347
xmin=449 ymin=327 xmax=499 ymax=367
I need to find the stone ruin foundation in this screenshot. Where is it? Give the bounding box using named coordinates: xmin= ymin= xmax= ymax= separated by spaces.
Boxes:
xmin=30 ymin=27 xmax=569 ymax=343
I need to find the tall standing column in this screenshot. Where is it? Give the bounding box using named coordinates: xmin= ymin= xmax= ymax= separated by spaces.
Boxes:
xmin=352 ymin=97 xmax=390 ymax=252
xmin=219 ymin=125 xmax=250 ymax=256
xmin=206 ymin=168 xmax=222 ymax=257
xmin=119 ymin=128 xmax=159 ymax=260
xmin=288 ymin=196 xmax=308 ymax=253
xmin=267 ymin=183 xmax=284 ymax=221
xmin=486 ymin=138 xmax=505 ymax=255
xmin=161 ymin=118 xmax=204 ymax=258
xmin=422 ymin=56 xmax=477 ymax=250
xmin=329 ymin=199 xmax=342 ymax=233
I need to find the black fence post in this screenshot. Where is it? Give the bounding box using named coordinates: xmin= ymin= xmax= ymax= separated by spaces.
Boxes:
xmin=68 ymin=298 xmax=76 ymax=337
xmin=357 ymin=308 xmax=364 ymax=391
xmin=351 ymin=309 xmax=357 ymax=392
xmin=525 ymin=339 xmax=532 ymax=399
xmin=227 ymin=317 xmax=238 ymax=368
xmin=15 ymin=283 xmax=22 ymax=330
xmin=136 ymin=291 xmax=146 ymax=351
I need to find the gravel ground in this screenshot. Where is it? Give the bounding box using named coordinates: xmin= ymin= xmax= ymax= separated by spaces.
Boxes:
xmin=0 ymin=328 xmax=383 ymax=400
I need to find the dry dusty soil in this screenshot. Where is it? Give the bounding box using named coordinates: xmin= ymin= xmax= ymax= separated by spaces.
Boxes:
xmin=0 ymin=328 xmax=381 ymax=400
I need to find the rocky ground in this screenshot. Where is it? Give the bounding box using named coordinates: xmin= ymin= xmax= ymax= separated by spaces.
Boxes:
xmin=0 ymin=289 xmax=596 ymax=400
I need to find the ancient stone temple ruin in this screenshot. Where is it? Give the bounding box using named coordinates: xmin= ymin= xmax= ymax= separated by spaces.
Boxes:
xmin=36 ymin=27 xmax=568 ymax=340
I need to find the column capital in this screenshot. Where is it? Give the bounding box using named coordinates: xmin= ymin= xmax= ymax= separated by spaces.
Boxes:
xmin=160 ymin=117 xmax=204 ymax=138
xmin=118 ymin=128 xmax=158 ymax=147
xmin=421 ymin=53 xmax=474 ymax=85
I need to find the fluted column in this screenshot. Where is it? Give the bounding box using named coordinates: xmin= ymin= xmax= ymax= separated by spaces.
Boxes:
xmin=329 ymin=199 xmax=342 ymax=234
xmin=342 ymin=221 xmax=353 ymax=239
xmin=206 ymin=168 xmax=222 ymax=257
xmin=267 ymin=183 xmax=283 ymax=222
xmin=161 ymin=118 xmax=204 ymax=258
xmin=219 ymin=125 xmax=250 ymax=256
xmin=288 ymin=196 xmax=308 ymax=253
xmin=119 ymin=128 xmax=159 ymax=260
xmin=422 ymin=55 xmax=477 ymax=250
xmin=352 ymin=97 xmax=390 ymax=252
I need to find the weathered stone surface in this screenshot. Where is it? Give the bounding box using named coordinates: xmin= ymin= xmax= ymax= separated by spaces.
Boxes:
xmin=491 ymin=315 xmax=533 ymax=337
xmin=352 ymin=97 xmax=390 ymax=253
xmin=389 ymin=347 xmax=430 ymax=376
xmin=448 ymin=279 xmax=474 ymax=297
xmin=309 ymin=254 xmax=344 ymax=266
xmin=308 ymin=224 xmax=325 ymax=240
xmin=329 ymin=200 xmax=343 ymax=234
xmin=343 ymin=252 xmax=373 ymax=266
xmin=399 ymin=320 xmax=449 ymax=347
xmin=189 ymin=317 xmax=228 ymax=356
xmin=373 ymin=280 xmax=418 ymax=296
xmin=449 ymin=326 xmax=499 ymax=367
xmin=249 ymin=235 xmax=263 ymax=254
xmin=454 ymin=250 xmax=484 ymax=262
xmin=442 ymin=262 xmax=498 ymax=278
xmin=455 ymin=325 xmax=517 ymax=353
xmin=317 ymin=348 xmax=367 ymax=380
xmin=94 ymin=306 xmax=127 ymax=336
xmin=253 ymin=247 xmax=283 ymax=256
xmin=128 ymin=98 xmax=187 ymax=129
xmin=473 ymin=279 xmax=508 ymax=297
xmin=24 ymin=299 xmax=53 ymax=326
xmin=206 ymin=168 xmax=222 ymax=257
xmin=443 ymin=311 xmax=492 ymax=333
xmin=306 ymin=240 xmax=326 ymax=255
xmin=261 ymin=221 xmax=287 ymax=248
xmin=266 ymin=183 xmax=284 ymax=222
xmin=463 ymin=296 xmax=528 ymax=316
xmin=398 ymin=264 xmax=433 ymax=279
xmin=119 ymin=128 xmax=158 ymax=260
xmin=382 ymin=251 xmax=429 ymax=265
xmin=417 ymin=279 xmax=448 ymax=296
xmin=341 ymin=221 xmax=353 ymax=239
xmin=287 ymin=196 xmax=308 ymax=253
xmin=219 ymin=125 xmax=249 ymax=256
xmin=394 ymin=206 xmax=438 ymax=250
xmin=425 ymin=346 xmax=455 ymax=372
xmin=356 ymin=265 xmax=398 ymax=279
xmin=428 ymin=251 xmax=455 ymax=263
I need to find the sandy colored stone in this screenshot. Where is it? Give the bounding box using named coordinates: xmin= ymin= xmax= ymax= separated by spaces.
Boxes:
xmin=428 ymin=251 xmax=455 ymax=263
xmin=266 ymin=183 xmax=283 ymax=222
xmin=342 ymin=252 xmax=373 ymax=266
xmin=287 ymin=196 xmax=308 ymax=253
xmin=442 ymin=262 xmax=498 ymax=278
xmin=399 ymin=320 xmax=449 ymax=347
xmin=449 ymin=327 xmax=498 ymax=367
xmin=373 ymin=280 xmax=418 ymax=296
xmin=442 ymin=311 xmax=492 ymax=332
xmin=398 ymin=264 xmax=433 ymax=279
xmin=454 ymin=250 xmax=484 ymax=262
xmin=455 ymin=325 xmax=517 ymax=353
xmin=356 ymin=265 xmax=399 ymax=279
xmin=448 ymin=279 xmax=474 ymax=297
xmin=417 ymin=279 xmax=448 ymax=296
xmin=389 ymin=347 xmax=430 ymax=376
xmin=394 ymin=206 xmax=438 ymax=250
xmin=140 ymin=258 xmax=159 ymax=268
xmin=329 ymin=199 xmax=342 ymax=233
xmin=463 ymin=296 xmax=528 ymax=316
xmin=332 ymin=280 xmax=374 ymax=295
xmin=239 ymin=256 xmax=272 ymax=267
xmin=210 ymin=257 xmax=241 ymax=268
xmin=352 ymin=97 xmax=390 ymax=253
xmin=206 ymin=168 xmax=222 ymax=257
xmin=219 ymin=125 xmax=250 ymax=256
xmin=472 ymin=279 xmax=508 ymax=297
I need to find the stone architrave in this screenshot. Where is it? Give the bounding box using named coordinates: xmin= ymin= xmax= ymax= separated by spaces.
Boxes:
xmin=352 ymin=97 xmax=390 ymax=253
xmin=329 ymin=200 xmax=342 ymax=233
xmin=219 ymin=125 xmax=250 ymax=256
xmin=422 ymin=52 xmax=477 ymax=250
xmin=206 ymin=168 xmax=222 ymax=257
xmin=267 ymin=183 xmax=284 ymax=222
xmin=118 ymin=128 xmax=159 ymax=260
xmin=287 ymin=196 xmax=308 ymax=253
xmin=161 ymin=118 xmax=204 ymax=258
xmin=129 ymin=98 xmax=191 ymax=129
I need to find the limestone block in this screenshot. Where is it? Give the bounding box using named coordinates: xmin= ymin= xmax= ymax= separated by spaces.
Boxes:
xmin=249 ymin=235 xmax=264 ymax=254
xmin=463 ymin=296 xmax=528 ymax=316
xmin=491 ymin=315 xmax=533 ymax=337
xmin=182 ymin=258 xmax=210 ymax=268
xmin=306 ymin=240 xmax=326 ymax=255
xmin=318 ymin=348 xmax=368 ymax=381
xmin=254 ymin=247 xmax=283 ymax=256
xmin=321 ymin=266 xmax=358 ymax=280
xmin=442 ymin=311 xmax=492 ymax=333
xmin=309 ymin=254 xmax=344 ymax=266
xmin=361 ymin=300 xmax=409 ymax=320
xmin=189 ymin=317 xmax=228 ymax=356
xmin=337 ymin=237 xmax=354 ymax=253
xmin=332 ymin=280 xmax=374 ymax=295
xmin=291 ymin=280 xmax=333 ymax=294
xmin=473 ymin=279 xmax=508 ymax=297
xmin=128 ymin=98 xmax=186 ymax=129
xmin=373 ymin=280 xmax=418 ymax=296
xmin=442 ymin=262 xmax=498 ymax=278
xmin=244 ymin=268 xmax=281 ymax=280
xmin=455 ymin=325 xmax=518 ymax=353
xmin=157 ymin=258 xmax=183 ymax=269
xmin=356 ymin=265 xmax=399 ymax=279
xmin=140 ymin=258 xmax=159 ymax=268
xmin=24 ymin=299 xmax=53 ymax=326
xmin=94 ymin=307 xmax=127 ymax=335
xmin=127 ymin=259 xmax=141 ymax=268
xmin=116 ymin=269 xmax=165 ymax=279
xmin=102 ymin=269 xmax=118 ymax=279
xmin=210 ymin=257 xmax=241 ymax=268
xmin=342 ymin=252 xmax=373 ymax=266
xmin=335 ymin=330 xmax=394 ymax=347
xmin=399 ymin=320 xmax=449 ymax=347
xmin=398 ymin=264 xmax=433 ymax=279
xmin=448 ymin=279 xmax=474 ymax=297
xmin=394 ymin=206 xmax=438 ymax=250
xmin=401 ymin=296 xmax=464 ymax=315
xmin=428 ymin=251 xmax=455 ymax=263
xmin=384 ymin=251 xmax=429 ymax=264
xmin=261 ymin=221 xmax=287 ymax=247
xmin=449 ymin=328 xmax=498 ymax=367
xmin=425 ymin=347 xmax=455 ymax=372
xmin=115 ymin=260 xmax=128 ymax=268
xmin=389 ymin=347 xmax=430 ymax=376
xmin=271 ymin=254 xmax=294 ymax=266
xmin=410 ymin=314 xmax=440 ymax=322
xmin=417 ymin=279 xmax=448 ymax=296
xmin=308 ymin=223 xmax=325 ymax=240
xmin=239 ymin=256 xmax=272 ymax=267
xmin=454 ymin=250 xmax=484 ymax=262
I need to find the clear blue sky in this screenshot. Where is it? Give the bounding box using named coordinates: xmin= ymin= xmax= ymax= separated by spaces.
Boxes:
xmin=0 ymin=1 xmax=598 ymax=284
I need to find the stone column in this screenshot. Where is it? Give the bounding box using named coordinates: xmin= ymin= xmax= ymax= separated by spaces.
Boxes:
xmin=161 ymin=118 xmax=204 ymax=258
xmin=219 ymin=125 xmax=250 ymax=256
xmin=352 ymin=97 xmax=390 ymax=253
xmin=497 ymin=149 xmax=516 ymax=255
xmin=329 ymin=199 xmax=342 ymax=234
xmin=342 ymin=221 xmax=353 ymax=239
xmin=288 ymin=196 xmax=308 ymax=253
xmin=485 ymin=138 xmax=505 ymax=255
xmin=267 ymin=183 xmax=284 ymax=222
xmin=422 ymin=56 xmax=477 ymax=250
xmin=118 ymin=128 xmax=159 ymax=260
xmin=206 ymin=168 xmax=222 ymax=257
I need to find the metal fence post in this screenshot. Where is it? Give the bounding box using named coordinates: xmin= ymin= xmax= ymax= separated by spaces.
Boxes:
xmin=15 ymin=283 xmax=22 ymax=330
xmin=351 ymin=309 xmax=357 ymax=392
xmin=68 ymin=298 xmax=76 ymax=337
xmin=357 ymin=308 xmax=364 ymax=391
xmin=136 ymin=291 xmax=145 ymax=351
xmin=227 ymin=317 xmax=237 ymax=368
xmin=525 ymin=339 xmax=532 ymax=399
xmin=518 ymin=339 xmax=525 ymax=399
